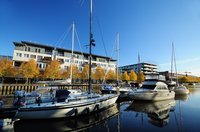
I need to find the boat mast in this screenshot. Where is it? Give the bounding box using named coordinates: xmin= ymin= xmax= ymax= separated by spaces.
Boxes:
xmin=116 ymin=32 xmax=120 ymax=84
xmin=89 ymin=0 xmax=95 ymax=94
xmin=70 ymin=22 xmax=75 ymax=84
xmin=170 ymin=42 xmax=174 ymax=82
xmin=173 ymin=43 xmax=178 ymax=86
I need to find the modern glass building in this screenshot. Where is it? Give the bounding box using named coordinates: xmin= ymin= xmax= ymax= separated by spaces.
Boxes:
xmin=118 ymin=62 xmax=158 ymax=75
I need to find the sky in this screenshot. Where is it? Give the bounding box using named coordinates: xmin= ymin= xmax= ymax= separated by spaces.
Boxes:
xmin=1 ymin=0 xmax=200 ymax=76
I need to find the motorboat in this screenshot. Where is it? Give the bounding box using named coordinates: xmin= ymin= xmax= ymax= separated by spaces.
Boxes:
xmin=128 ymin=79 xmax=175 ymax=101
xmin=174 ymin=85 xmax=189 ymax=95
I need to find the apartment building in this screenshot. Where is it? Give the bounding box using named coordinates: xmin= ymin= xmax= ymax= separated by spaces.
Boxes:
xmin=118 ymin=62 xmax=158 ymax=75
xmin=12 ymin=41 xmax=116 ymax=72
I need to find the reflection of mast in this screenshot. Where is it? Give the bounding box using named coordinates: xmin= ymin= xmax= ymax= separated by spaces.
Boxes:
xmin=179 ymin=101 xmax=184 ymax=132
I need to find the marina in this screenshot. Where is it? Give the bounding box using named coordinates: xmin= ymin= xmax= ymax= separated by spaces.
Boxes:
xmin=1 ymin=86 xmax=200 ymax=131
xmin=1 ymin=0 xmax=200 ymax=132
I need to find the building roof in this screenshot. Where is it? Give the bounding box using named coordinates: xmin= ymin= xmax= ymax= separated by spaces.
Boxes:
xmin=119 ymin=62 xmax=157 ymax=68
xmin=13 ymin=41 xmax=116 ymax=61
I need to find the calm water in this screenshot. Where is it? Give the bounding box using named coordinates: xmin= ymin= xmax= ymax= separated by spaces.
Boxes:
xmin=1 ymin=87 xmax=200 ymax=132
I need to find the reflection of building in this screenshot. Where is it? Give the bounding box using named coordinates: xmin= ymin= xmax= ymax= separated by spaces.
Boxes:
xmin=12 ymin=41 xmax=116 ymax=71
xmin=118 ymin=62 xmax=158 ymax=75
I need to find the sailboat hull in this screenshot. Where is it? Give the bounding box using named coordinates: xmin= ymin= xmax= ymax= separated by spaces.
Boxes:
xmin=14 ymin=94 xmax=118 ymax=119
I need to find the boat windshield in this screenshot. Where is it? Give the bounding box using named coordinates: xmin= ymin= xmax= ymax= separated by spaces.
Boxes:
xmin=141 ymin=85 xmax=156 ymax=90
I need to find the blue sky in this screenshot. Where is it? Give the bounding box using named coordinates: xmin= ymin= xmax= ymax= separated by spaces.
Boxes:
xmin=1 ymin=0 xmax=200 ymax=76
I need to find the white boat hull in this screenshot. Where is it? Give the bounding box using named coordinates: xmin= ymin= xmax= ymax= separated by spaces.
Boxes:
xmin=129 ymin=91 xmax=175 ymax=101
xmin=174 ymin=86 xmax=189 ymax=95
xmin=174 ymin=89 xmax=189 ymax=95
xmin=14 ymin=94 xmax=118 ymax=119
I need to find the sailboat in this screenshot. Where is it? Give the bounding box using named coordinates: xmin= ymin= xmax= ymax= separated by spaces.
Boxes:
xmin=14 ymin=104 xmax=119 ymax=132
xmin=101 ymin=33 xmax=135 ymax=98
xmin=13 ymin=0 xmax=118 ymax=119
xmin=170 ymin=43 xmax=189 ymax=95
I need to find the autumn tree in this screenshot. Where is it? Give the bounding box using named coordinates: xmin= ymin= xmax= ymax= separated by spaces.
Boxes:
xmin=19 ymin=59 xmax=39 ymax=83
xmin=137 ymin=71 xmax=145 ymax=83
xmin=178 ymin=76 xmax=189 ymax=83
xmin=129 ymin=70 xmax=137 ymax=82
xmin=94 ymin=66 xmax=105 ymax=82
xmin=106 ymin=70 xmax=116 ymax=81
xmin=80 ymin=64 xmax=89 ymax=80
xmin=121 ymin=71 xmax=130 ymax=81
xmin=62 ymin=66 xmax=70 ymax=79
xmin=0 ymin=57 xmax=17 ymax=82
xmin=44 ymin=60 xmax=61 ymax=80
xmin=71 ymin=65 xmax=80 ymax=79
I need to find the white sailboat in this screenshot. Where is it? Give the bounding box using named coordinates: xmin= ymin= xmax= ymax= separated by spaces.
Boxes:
xmin=171 ymin=43 xmax=189 ymax=95
xmin=14 ymin=0 xmax=118 ymax=119
xmin=101 ymin=33 xmax=135 ymax=98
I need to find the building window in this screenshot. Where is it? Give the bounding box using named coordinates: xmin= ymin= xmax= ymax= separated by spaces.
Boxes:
xmin=28 ymin=47 xmax=30 ymax=51
xmin=24 ymin=54 xmax=29 ymax=58
xmin=38 ymin=49 xmax=40 ymax=53
xmin=30 ymin=55 xmax=36 ymax=59
xmin=37 ymin=55 xmax=43 ymax=61
xmin=16 ymin=53 xmax=22 ymax=57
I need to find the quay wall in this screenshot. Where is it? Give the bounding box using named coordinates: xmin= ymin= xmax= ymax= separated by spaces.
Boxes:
xmin=0 ymin=84 xmax=101 ymax=96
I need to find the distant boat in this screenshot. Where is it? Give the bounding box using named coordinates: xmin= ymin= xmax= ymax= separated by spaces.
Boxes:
xmin=174 ymin=85 xmax=189 ymax=95
xmin=170 ymin=43 xmax=189 ymax=95
xmin=128 ymin=77 xmax=175 ymax=101
xmin=101 ymin=33 xmax=136 ymax=98
xmin=14 ymin=0 xmax=118 ymax=120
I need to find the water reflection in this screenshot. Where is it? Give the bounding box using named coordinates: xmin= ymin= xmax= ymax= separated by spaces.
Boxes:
xmin=14 ymin=104 xmax=119 ymax=132
xmin=126 ymin=100 xmax=176 ymax=127
xmin=175 ymin=94 xmax=189 ymax=101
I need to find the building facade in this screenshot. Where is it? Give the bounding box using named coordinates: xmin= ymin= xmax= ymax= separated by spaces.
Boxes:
xmin=12 ymin=41 xmax=116 ymax=72
xmin=118 ymin=62 xmax=158 ymax=75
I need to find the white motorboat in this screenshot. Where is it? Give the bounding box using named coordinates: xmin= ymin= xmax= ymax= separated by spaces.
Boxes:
xmin=174 ymin=85 xmax=189 ymax=95
xmin=14 ymin=0 xmax=119 ymax=120
xmin=128 ymin=79 xmax=175 ymax=101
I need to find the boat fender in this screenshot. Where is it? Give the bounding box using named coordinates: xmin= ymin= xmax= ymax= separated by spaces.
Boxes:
xmin=95 ymin=103 xmax=100 ymax=111
xmin=74 ymin=108 xmax=78 ymax=116
xmin=13 ymin=96 xmax=24 ymax=107
xmin=65 ymin=99 xmax=68 ymax=103
xmin=86 ymin=107 xmax=90 ymax=115
xmin=36 ymin=96 xmax=42 ymax=106
xmin=0 ymin=97 xmax=4 ymax=107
